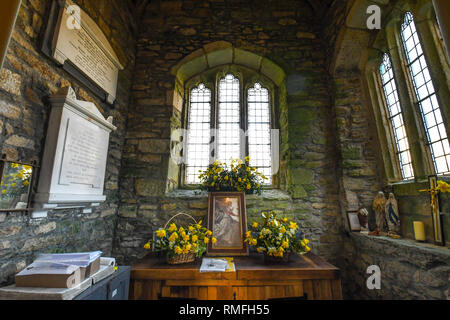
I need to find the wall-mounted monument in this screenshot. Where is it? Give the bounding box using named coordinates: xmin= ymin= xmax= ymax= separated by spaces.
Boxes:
xmin=33 ymin=86 xmax=116 ymax=218
xmin=42 ymin=0 xmax=124 ymax=104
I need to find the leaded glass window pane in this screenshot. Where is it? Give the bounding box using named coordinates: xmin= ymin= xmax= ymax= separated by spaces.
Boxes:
xmin=401 ymin=12 xmax=450 ymax=175
xmin=380 ymin=53 xmax=414 ymax=180
xmin=248 ymin=83 xmax=272 ymax=184
xmin=185 ymin=83 xmax=211 ymax=184
xmin=217 ymin=74 xmax=241 ymax=165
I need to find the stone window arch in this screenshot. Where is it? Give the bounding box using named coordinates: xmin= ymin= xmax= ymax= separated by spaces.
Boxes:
xmin=181 ymin=65 xmax=277 ymax=186
xmin=364 ymin=2 xmax=450 ymax=182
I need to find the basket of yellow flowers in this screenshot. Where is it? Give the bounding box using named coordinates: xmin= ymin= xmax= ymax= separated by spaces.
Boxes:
xmin=245 ymin=211 xmax=310 ymax=263
xmin=144 ymin=213 xmax=216 ymax=265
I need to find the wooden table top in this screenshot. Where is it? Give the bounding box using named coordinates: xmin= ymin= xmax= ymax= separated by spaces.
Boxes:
xmin=131 ymin=252 xmax=340 ymax=281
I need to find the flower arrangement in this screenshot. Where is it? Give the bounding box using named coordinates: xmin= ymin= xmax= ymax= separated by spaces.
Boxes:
xmin=245 ymin=211 xmax=310 ymax=260
xmin=198 ymin=157 xmax=268 ymax=194
xmin=144 ymin=219 xmax=216 ymax=262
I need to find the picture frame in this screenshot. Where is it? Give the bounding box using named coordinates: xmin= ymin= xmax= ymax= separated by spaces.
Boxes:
xmin=347 ymin=211 xmax=361 ymax=232
xmin=207 ymin=192 xmax=248 ymax=256
xmin=0 ymin=157 xmax=36 ymax=212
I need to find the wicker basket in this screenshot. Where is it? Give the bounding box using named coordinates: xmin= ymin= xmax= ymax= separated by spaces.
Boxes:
xmin=163 ymin=212 xmax=198 ymax=265
xmin=263 ymin=251 xmax=291 ymax=264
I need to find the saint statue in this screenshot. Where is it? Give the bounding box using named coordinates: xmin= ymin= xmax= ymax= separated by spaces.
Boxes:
xmin=385 ymin=193 xmax=401 ymax=238
xmin=369 ymin=191 xmax=387 ymax=236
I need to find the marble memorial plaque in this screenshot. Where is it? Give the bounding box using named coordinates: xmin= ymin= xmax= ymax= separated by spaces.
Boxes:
xmin=51 ymin=0 xmax=124 ymax=103
xmin=59 ymin=117 xmax=108 ymax=188
xmin=33 ymin=86 xmax=116 ymax=218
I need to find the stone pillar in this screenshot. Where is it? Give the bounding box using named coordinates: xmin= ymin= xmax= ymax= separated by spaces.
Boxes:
xmin=432 ymin=0 xmax=450 ymax=61
xmin=0 ymin=0 xmax=21 ymax=70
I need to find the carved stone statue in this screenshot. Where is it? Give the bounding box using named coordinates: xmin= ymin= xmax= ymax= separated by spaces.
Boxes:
xmin=358 ymin=208 xmax=369 ymax=233
xmin=369 ymin=191 xmax=387 ymax=236
xmin=385 ymin=193 xmax=401 ymax=238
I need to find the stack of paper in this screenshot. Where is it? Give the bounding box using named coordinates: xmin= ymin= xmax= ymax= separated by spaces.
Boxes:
xmin=35 ymin=251 xmax=102 ymax=267
xmin=200 ymin=258 xmax=230 ymax=272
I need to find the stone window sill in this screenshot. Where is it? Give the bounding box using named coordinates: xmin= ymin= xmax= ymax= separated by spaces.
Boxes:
xmin=164 ymin=189 xmax=292 ymax=201
xmin=349 ymin=232 xmax=450 ymax=257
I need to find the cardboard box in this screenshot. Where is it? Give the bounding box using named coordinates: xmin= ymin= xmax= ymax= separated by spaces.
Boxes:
xmin=79 ymin=257 xmax=100 ymax=280
xmin=15 ymin=264 xmax=81 ymax=289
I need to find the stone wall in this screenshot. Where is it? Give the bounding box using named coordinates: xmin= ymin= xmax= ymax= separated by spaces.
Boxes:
xmin=0 ymin=0 xmax=136 ymax=286
xmin=115 ymin=0 xmax=344 ymax=266
xmin=342 ymin=233 xmax=450 ymax=299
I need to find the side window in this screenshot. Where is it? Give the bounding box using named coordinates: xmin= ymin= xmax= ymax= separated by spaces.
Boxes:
xmin=401 ymin=12 xmax=450 ymax=175
xmin=379 ymin=53 xmax=414 ymax=180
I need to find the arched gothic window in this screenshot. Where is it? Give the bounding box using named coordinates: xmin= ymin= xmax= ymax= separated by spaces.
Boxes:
xmin=379 ymin=53 xmax=414 ymax=180
xmin=401 ymin=12 xmax=450 ymax=175
xmin=184 ymin=73 xmax=273 ymax=185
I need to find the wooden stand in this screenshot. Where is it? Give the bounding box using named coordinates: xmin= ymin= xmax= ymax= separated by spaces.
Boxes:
xmin=130 ymin=252 xmax=342 ymax=300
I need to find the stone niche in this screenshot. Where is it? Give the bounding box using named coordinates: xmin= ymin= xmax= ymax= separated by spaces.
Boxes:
xmin=33 ymin=86 xmax=116 ymax=218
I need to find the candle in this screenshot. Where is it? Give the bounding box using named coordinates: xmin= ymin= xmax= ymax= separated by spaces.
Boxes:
xmin=413 ymin=221 xmax=426 ymax=241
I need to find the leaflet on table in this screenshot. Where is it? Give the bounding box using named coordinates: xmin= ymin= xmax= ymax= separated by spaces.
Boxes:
xmin=200 ymin=258 xmax=229 ymax=272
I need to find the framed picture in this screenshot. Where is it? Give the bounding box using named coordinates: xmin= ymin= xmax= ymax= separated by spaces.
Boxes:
xmin=0 ymin=158 xmax=35 ymax=212
xmin=207 ymin=192 xmax=248 ymax=256
xmin=347 ymin=211 xmax=361 ymax=232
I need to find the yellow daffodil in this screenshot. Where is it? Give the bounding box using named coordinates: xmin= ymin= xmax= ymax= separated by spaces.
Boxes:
xmin=212 ymin=237 xmax=217 ymax=244
xmin=252 ymin=222 xmax=258 ymax=228
xmin=245 ymin=156 xmax=250 ymax=162
xmin=168 ymin=223 xmax=177 ymax=233
xmin=280 ymin=226 xmax=286 ymax=233
xmin=251 ymin=238 xmax=257 ymax=246
xmin=169 ymin=232 xmax=178 ymax=242
xmin=437 ymin=181 xmax=450 ymax=193
xmin=282 ymin=240 xmax=289 ymax=249
xmin=143 ymin=242 xmax=151 ymax=249
xmin=192 ymin=235 xmax=198 ymax=242
xmin=1 ymin=190 xmax=6 ymax=194
xmin=257 ymin=247 xmax=262 ymax=253
xmin=156 ymin=229 xmax=166 ymax=238
xmin=246 ymin=184 xmax=251 ymax=190
xmin=289 ymin=221 xmax=298 ymax=230
xmin=224 ymin=175 xmax=229 ymax=180
xmin=305 ymin=245 xmax=310 ymax=252
xmin=188 ymin=226 xmax=194 ymax=232
xmin=245 ymin=231 xmax=252 ymax=238
xmin=206 ymin=230 xmax=212 ymax=236
xmin=204 ymin=237 xmax=210 ymax=244
xmin=174 ymin=246 xmax=182 ymax=255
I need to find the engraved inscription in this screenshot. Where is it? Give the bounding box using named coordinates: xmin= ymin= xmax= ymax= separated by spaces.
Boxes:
xmin=60 ymin=118 xmax=106 ymax=188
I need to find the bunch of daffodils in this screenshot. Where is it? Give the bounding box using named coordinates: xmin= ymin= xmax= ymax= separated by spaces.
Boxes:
xmin=245 ymin=211 xmax=310 ymax=258
xmin=144 ymin=220 xmax=216 ymax=258
xmin=198 ymin=157 xmax=268 ymax=195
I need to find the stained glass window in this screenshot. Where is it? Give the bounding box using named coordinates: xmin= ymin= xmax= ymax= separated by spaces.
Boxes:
xmin=379 ymin=53 xmax=414 ymax=180
xmin=401 ymin=12 xmax=450 ymax=175
xmin=248 ymin=83 xmax=272 ymax=184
